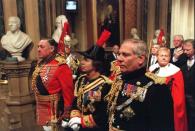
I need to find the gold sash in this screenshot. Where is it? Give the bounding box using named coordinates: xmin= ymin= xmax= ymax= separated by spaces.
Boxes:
xmin=76 ymin=77 xmax=105 ymax=111
xmin=77 ymin=77 xmax=105 ymax=96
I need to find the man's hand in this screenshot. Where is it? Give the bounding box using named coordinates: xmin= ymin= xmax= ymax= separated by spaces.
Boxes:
xmin=174 ymin=47 xmax=183 ymax=59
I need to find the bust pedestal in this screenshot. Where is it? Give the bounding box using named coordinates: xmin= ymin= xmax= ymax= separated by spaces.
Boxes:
xmin=10 ymin=52 xmax=25 ymax=62
xmin=0 ymin=60 xmax=40 ymax=131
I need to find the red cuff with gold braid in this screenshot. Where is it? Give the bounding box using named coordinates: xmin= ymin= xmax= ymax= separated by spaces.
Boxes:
xmin=70 ymin=110 xmax=81 ymax=118
xmin=81 ymin=114 xmax=96 ymax=128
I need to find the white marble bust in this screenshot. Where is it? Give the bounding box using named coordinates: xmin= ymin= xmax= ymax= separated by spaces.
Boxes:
xmin=52 ymin=15 xmax=68 ymax=43
xmin=1 ymin=16 xmax=32 ymax=62
xmin=130 ymin=27 xmax=140 ymax=40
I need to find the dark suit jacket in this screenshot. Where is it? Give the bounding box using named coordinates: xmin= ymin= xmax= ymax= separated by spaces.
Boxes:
xmin=106 ymin=52 xmax=116 ymax=63
xmin=181 ymin=59 xmax=195 ymax=117
xmin=148 ymin=55 xmax=158 ymax=67
xmin=104 ymin=53 xmax=117 ymax=76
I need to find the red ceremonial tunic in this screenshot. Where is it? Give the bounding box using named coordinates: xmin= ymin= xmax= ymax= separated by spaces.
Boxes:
xmin=32 ymin=55 xmax=74 ymax=125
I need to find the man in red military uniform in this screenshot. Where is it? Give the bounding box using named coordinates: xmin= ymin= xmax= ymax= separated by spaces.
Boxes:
xmin=32 ymin=39 xmax=74 ymax=131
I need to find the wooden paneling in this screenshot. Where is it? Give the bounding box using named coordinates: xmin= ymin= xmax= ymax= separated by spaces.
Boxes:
xmin=45 ymin=0 xmax=52 ymax=37
xmin=92 ymin=0 xmax=97 ymax=43
xmin=2 ymin=0 xmax=17 ymax=31
xmin=50 ymin=0 xmax=56 ymax=33
xmin=119 ymin=0 xmax=123 ymax=43
xmin=16 ymin=0 xmax=25 ymax=32
xmin=155 ymin=0 xmax=160 ymax=29
xmin=167 ymin=0 xmax=172 ymax=44
xmin=159 ymin=0 xmax=169 ymax=40
xmin=124 ymin=0 xmax=137 ymax=39
xmin=0 ymin=0 xmax=5 ymax=38
xmin=74 ymin=0 xmax=87 ymax=51
xmin=24 ymin=0 xmax=40 ymax=60
xmin=147 ymin=0 xmax=156 ymax=44
xmin=86 ymin=0 xmax=95 ymax=48
xmin=38 ymin=0 xmax=47 ymax=38
xmin=142 ymin=0 xmax=148 ymax=41
xmin=56 ymin=0 xmax=64 ymax=16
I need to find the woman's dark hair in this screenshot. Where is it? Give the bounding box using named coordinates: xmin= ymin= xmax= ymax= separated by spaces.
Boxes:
xmin=47 ymin=39 xmax=58 ymax=53
xmin=92 ymin=60 xmax=107 ymax=75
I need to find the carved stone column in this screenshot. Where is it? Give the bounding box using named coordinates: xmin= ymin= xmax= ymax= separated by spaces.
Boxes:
xmin=0 ymin=60 xmax=40 ymax=131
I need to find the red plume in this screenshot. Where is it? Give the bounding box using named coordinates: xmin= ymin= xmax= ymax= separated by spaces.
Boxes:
xmin=157 ymin=29 xmax=165 ymax=45
xmin=57 ymin=22 xmax=70 ymax=54
xmin=96 ymin=29 xmax=111 ymax=47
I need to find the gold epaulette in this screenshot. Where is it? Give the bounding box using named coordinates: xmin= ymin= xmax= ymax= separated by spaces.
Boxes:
xmin=100 ymin=75 xmax=113 ymax=84
xmin=145 ymin=72 xmax=166 ymax=85
xmin=55 ymin=55 xmax=66 ymax=65
xmin=110 ymin=60 xmax=121 ymax=77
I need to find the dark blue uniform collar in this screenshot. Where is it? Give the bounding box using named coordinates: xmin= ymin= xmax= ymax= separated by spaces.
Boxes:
xmin=121 ymin=67 xmax=146 ymax=83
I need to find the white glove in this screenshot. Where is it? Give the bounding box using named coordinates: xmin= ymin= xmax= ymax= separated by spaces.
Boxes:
xmin=68 ymin=117 xmax=81 ymax=127
xmin=43 ymin=126 xmax=52 ymax=131
xmin=73 ymin=75 xmax=77 ymax=80
xmin=61 ymin=120 xmax=69 ymax=128
xmin=71 ymin=124 xmax=80 ymax=131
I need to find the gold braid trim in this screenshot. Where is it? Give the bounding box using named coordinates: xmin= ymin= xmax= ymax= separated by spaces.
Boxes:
xmin=55 ymin=54 xmax=66 ymax=65
xmin=110 ymin=60 xmax=121 ymax=81
xmin=105 ymin=79 xmax=123 ymax=109
xmin=104 ymin=79 xmax=123 ymax=123
xmin=110 ymin=61 xmax=121 ymax=74
xmin=31 ymin=65 xmax=42 ymax=95
xmin=81 ymin=114 xmax=96 ymax=128
xmin=77 ymin=77 xmax=105 ymax=111
xmin=100 ymin=75 xmax=113 ymax=84
xmin=70 ymin=110 xmax=81 ymax=118
xmin=76 ymin=77 xmax=85 ymax=110
xmin=74 ymin=74 xmax=87 ymax=97
xmin=145 ymin=72 xmax=166 ymax=85
xmin=69 ymin=56 xmax=80 ymax=73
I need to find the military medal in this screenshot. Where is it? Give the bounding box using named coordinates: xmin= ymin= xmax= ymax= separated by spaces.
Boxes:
xmin=122 ymin=83 xmax=137 ymax=97
xmin=42 ymin=67 xmax=51 ymax=83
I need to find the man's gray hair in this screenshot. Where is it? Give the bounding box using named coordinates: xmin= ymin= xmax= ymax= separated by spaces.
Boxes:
xmin=122 ymin=39 xmax=148 ymax=66
xmin=174 ymin=34 xmax=184 ymax=41
xmin=122 ymin=39 xmax=148 ymax=56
